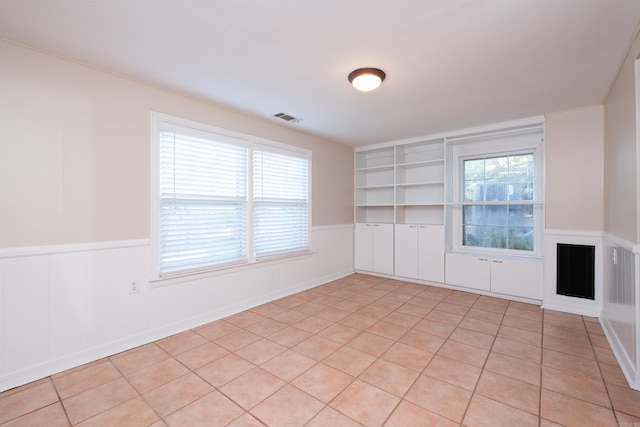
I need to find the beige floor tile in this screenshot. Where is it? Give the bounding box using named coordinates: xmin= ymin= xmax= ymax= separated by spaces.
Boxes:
xmin=476 ymin=370 xmax=540 ymax=415
xmin=463 ymin=394 xmax=538 ymax=427
xmin=492 ymin=337 xmax=542 ymax=364
xmin=267 ymin=325 xmax=313 ymax=347
xmin=443 ymin=291 xmax=479 ymax=307
xmin=425 ymin=309 xmax=463 ymax=326
xmin=458 ymin=316 xmax=500 ymax=336
xmin=396 ymin=302 xmax=432 ymax=318
xmin=542 ymin=348 xmax=600 ymax=379
xmin=272 ymin=309 xmax=309 ymax=325
xmin=219 ymin=367 xmax=285 ymax=410
xmin=52 ymin=360 xmax=121 ymax=399
xmin=413 ymin=318 xmax=456 ymax=338
xmin=318 ymin=323 xmax=361 ymax=344
xmin=109 ymin=344 xmax=169 ymax=375
xmin=383 ymin=311 xmax=422 ymax=328
xmin=359 ymin=359 xmax=419 ymax=397
xmin=465 ymin=307 xmax=504 ymax=324
xmin=293 ymin=315 xmax=334 ymax=334
xmin=196 ymin=353 xmax=255 ymax=387
xmin=249 ymin=302 xmax=288 ymax=317
xmin=143 ymin=373 xmax=213 ymax=417
xmin=502 ymin=316 xmax=542 ymax=334
xmin=63 ymin=378 xmax=138 ymax=424
xmin=385 ymin=400 xmax=458 ymax=427
xmin=437 ymin=339 xmax=489 ymax=368
xmin=542 ymin=366 xmax=610 ymax=408
xmin=291 ymin=335 xmax=341 ymax=361
xmin=471 ymin=296 xmax=509 ymax=315
xmin=194 ymin=320 xmax=242 ymax=341
xmin=163 ymin=391 xmax=244 ymax=427
xmin=506 ymin=305 xmax=543 ymax=323
xmin=244 ymin=318 xmax=288 ymax=337
xmin=75 ymin=396 xmax=159 ymax=427
xmin=405 ymin=375 xmax=472 ymax=423
xmin=1 ymin=402 xmax=69 ymax=427
xmin=234 ymin=338 xmax=287 ymax=365
xmin=607 ymin=382 xmax=640 ymax=418
xmin=542 ymin=333 xmax=596 ymax=359
xmin=434 ymin=301 xmax=471 ymax=316
xmin=305 ymin=406 xmax=362 ymax=427
xmin=323 ymin=346 xmax=376 ymax=377
xmin=227 ymin=311 xmax=266 ymax=328
xmin=541 ymin=389 xmax=617 ymax=427
xmin=251 ymin=385 xmax=324 ymax=427
xmin=339 ymin=312 xmax=379 ymax=330
xmin=174 ymin=341 xmax=230 ymax=370
xmin=330 ymin=379 xmax=400 ymax=427
xmin=498 ymin=324 xmax=542 ymax=347
xmin=216 ymin=329 xmax=262 ymax=352
xmin=260 ymin=349 xmax=317 ymax=382
xmin=366 ymin=320 xmax=410 ymax=340
xmin=292 ymin=363 xmax=354 ymax=403
xmin=126 ymin=357 xmax=189 ymax=394
xmin=4 ymin=274 xmax=634 ymax=427
xmin=449 ymin=327 xmax=495 ymax=350
xmin=599 ymin=361 xmax=628 ymax=386
xmin=155 ymin=330 xmax=209 ymax=355
xmin=484 ymin=352 xmax=541 ymax=386
xmin=381 ymin=342 xmax=435 ymax=372
xmin=226 ymin=413 xmax=263 ymax=427
xmin=424 ymin=355 xmax=481 ymax=391
xmin=399 ymin=329 xmax=446 ymax=353
xmin=346 ymin=331 xmax=394 ymax=357
xmin=543 ymin=323 xmax=590 ymax=346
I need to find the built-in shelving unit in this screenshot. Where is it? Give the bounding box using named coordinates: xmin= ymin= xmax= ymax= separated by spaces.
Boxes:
xmin=354 ymin=139 xmax=445 ymax=225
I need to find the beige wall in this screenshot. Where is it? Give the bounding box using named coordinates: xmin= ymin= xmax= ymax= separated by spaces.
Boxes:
xmin=604 ymin=30 xmax=640 ymax=242
xmin=545 ymin=105 xmax=604 ymax=231
xmin=0 ymin=40 xmax=354 ymax=248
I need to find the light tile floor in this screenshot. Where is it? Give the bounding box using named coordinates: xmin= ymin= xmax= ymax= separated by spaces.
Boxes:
xmin=2 ymin=273 xmax=640 ymax=426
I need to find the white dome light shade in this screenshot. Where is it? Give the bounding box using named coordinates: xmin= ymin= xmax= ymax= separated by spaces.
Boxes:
xmin=348 ymin=68 xmax=386 ymax=91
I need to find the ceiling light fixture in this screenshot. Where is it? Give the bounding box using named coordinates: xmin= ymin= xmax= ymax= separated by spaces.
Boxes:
xmin=348 ymin=68 xmax=386 ymax=91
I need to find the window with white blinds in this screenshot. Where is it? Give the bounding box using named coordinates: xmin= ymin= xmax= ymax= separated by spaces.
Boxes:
xmin=152 ymin=113 xmax=311 ymax=278
xmin=254 ymin=146 xmax=310 ymax=259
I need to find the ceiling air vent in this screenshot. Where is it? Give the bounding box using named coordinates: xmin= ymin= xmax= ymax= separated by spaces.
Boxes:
xmin=274 ymin=112 xmax=303 ymax=124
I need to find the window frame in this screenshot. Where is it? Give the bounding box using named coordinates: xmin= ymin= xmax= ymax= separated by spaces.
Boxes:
xmin=151 ymin=112 xmax=312 ymax=281
xmin=449 ymin=127 xmax=544 ymax=259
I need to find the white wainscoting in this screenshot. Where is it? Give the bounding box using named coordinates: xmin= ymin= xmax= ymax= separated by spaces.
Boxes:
xmin=0 ymin=224 xmax=354 ymax=392
xmin=542 ymin=229 xmax=604 ymax=317
xmin=600 ymin=234 xmax=639 ymax=391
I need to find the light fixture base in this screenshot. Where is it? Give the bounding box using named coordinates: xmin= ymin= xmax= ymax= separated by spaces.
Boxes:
xmin=348 ymin=68 xmax=386 ymax=91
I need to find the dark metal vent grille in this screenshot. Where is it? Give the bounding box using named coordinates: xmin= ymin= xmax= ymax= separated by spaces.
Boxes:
xmin=274 ymin=112 xmax=302 ymax=123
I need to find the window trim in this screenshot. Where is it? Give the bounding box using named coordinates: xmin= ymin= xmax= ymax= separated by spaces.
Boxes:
xmin=151 ymin=112 xmax=312 ymax=282
xmin=449 ymin=127 xmax=544 ymax=259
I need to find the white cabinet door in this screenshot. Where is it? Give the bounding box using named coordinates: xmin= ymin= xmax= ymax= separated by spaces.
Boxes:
xmin=372 ymin=224 xmax=394 ymax=275
xmin=354 ymin=223 xmax=373 ymax=271
xmin=445 ymin=253 xmax=491 ymax=291
xmin=394 ymin=225 xmax=418 ymax=279
xmin=418 ymin=225 xmax=444 ymax=283
xmin=491 ymin=258 xmax=543 ymax=300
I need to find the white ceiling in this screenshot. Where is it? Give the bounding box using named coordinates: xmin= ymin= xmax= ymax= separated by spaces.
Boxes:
xmin=1 ymin=1 xmax=639 ymax=147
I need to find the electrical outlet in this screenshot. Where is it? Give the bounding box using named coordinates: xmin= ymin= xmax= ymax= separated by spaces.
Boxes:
xmin=130 ymin=280 xmax=139 ymax=294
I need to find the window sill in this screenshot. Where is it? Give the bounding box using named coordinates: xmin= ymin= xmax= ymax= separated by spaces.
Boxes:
xmin=447 ymin=248 xmax=543 ymax=262
xmin=149 ymin=250 xmax=314 ymax=288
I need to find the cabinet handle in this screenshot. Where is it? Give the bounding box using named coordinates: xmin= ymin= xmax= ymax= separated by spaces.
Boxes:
xmin=478 ymin=258 xmax=489 ymax=262
xmin=419 ymin=225 xmax=427 ymax=229
xmin=365 ymin=224 xmax=371 ymax=227
xmin=492 ymin=260 xmax=503 ymax=264
xmin=373 ymin=224 xmax=379 ymax=227
xmin=409 ymin=225 xmax=417 ymax=228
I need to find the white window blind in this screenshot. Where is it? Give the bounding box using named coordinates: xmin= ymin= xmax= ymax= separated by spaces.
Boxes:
xmin=158 ymin=129 xmax=248 ymax=275
xmin=253 ymin=147 xmax=310 ymax=259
